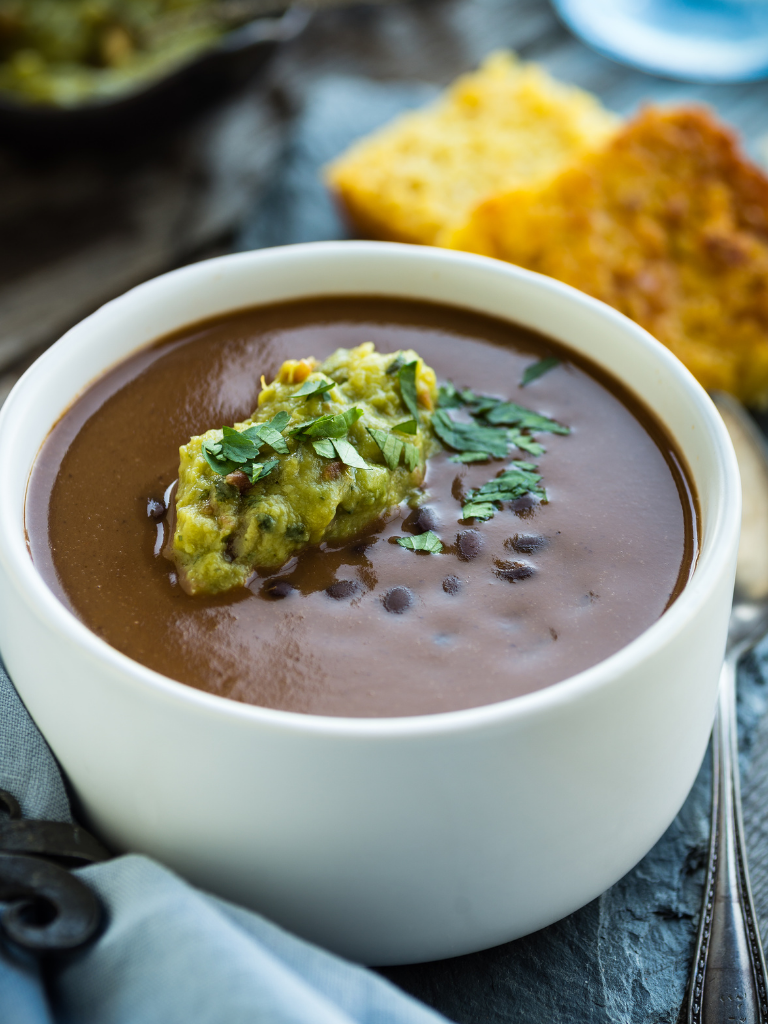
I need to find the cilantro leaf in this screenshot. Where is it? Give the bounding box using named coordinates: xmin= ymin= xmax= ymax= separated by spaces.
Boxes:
xmin=403 ymin=441 xmax=420 ymax=472
xmin=396 ymin=530 xmax=443 ymax=553
xmin=472 ymin=462 xmax=546 ymax=502
xmin=245 ymin=458 xmax=279 ymax=484
xmin=431 ymin=410 xmax=509 ymax=459
xmin=448 ymin=451 xmax=490 ymax=463
xmin=437 ymin=382 xmax=463 ymax=408
xmin=461 ymin=501 xmax=497 ymax=521
xmin=240 ymin=410 xmax=291 ymax=441
xmin=268 ymin=410 xmax=291 ymax=433
xmin=459 ymin=390 xmax=499 ymax=416
xmin=218 ymin=425 xmax=263 ymax=463
xmin=485 ymin=402 xmax=569 ymax=434
xmin=331 ymin=437 xmax=374 ymax=469
xmin=293 ymin=378 xmax=337 ymax=399
xmin=509 ymin=429 xmax=546 ymax=456
xmin=200 ymin=412 xmax=292 ymax=482
xmin=242 ymin=421 xmax=289 ymax=454
xmin=294 ymin=407 xmax=363 ymax=439
xmin=368 ymin=428 xmax=404 ymax=471
xmin=461 ymin=462 xmax=547 ymax=521
xmin=393 ymin=419 xmax=417 ymax=434
xmin=201 ymin=441 xmax=239 ymax=476
xmin=520 ymin=357 xmax=559 ymax=387
xmin=436 ymin=382 xmax=569 ymax=439
xmin=398 ymin=361 xmax=420 ymax=422
xmin=386 ymin=353 xmax=406 ymax=375
xmin=312 ymin=438 xmax=336 ymax=459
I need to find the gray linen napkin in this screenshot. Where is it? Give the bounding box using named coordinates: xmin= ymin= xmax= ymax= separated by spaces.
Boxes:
xmin=0 ymin=660 xmax=451 ymax=1024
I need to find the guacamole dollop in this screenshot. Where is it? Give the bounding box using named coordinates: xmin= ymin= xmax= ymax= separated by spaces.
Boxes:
xmin=169 ymin=343 xmax=438 ymax=595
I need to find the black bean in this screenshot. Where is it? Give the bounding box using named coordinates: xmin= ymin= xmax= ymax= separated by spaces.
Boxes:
xmin=146 ymin=498 xmax=165 ymax=520
xmin=265 ymin=580 xmax=295 ymax=599
xmin=349 ymin=539 xmax=373 ymax=556
xmin=511 ymin=495 xmax=537 ymax=516
xmin=413 ymin=506 xmax=440 ymax=534
xmin=496 ymin=562 xmax=536 ymax=583
xmin=451 ymin=475 xmax=466 ymax=502
xmin=442 ymin=575 xmax=461 ymax=595
xmin=383 ymin=586 xmax=413 ymax=614
xmin=326 ymin=580 xmax=359 ymax=600
xmin=457 ymin=529 xmax=483 ymax=561
xmin=507 ymin=533 xmax=546 ymax=554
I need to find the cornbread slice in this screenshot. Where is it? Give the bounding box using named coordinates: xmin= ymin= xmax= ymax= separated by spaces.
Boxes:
xmin=325 ymin=51 xmax=619 ymax=246
xmin=447 ymin=106 xmax=768 ymax=407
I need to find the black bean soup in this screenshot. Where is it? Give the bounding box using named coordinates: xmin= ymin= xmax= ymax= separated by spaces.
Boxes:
xmin=26 ymin=297 xmax=697 ymax=717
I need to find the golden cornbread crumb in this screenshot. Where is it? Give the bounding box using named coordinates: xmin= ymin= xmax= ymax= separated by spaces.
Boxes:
xmin=447 ymin=105 xmax=768 ymax=407
xmin=325 ymin=51 xmax=619 ymax=246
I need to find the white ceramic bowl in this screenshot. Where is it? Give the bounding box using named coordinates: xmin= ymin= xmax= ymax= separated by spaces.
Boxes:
xmin=0 ymin=242 xmax=739 ymax=965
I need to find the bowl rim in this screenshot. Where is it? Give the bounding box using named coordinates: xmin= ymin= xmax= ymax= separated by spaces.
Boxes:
xmin=0 ymin=241 xmax=741 ymax=738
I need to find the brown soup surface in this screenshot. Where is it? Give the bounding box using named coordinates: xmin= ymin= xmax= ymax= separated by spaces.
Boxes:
xmin=27 ymin=296 xmax=697 ymax=717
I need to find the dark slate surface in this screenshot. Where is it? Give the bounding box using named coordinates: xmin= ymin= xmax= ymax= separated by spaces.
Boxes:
xmin=236 ymin=70 xmax=768 ymax=1024
xmin=382 ymin=646 xmax=768 ymax=1024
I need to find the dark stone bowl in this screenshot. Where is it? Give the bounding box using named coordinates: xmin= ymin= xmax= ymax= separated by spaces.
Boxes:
xmin=0 ymin=8 xmax=309 ymax=154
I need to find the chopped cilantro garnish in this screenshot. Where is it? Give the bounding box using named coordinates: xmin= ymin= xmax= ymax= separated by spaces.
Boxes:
xmin=448 ymin=451 xmax=490 ymax=463
xmin=245 ymin=458 xmax=279 ymax=484
xmin=293 ymin=378 xmax=337 ymax=399
xmin=201 ymin=412 xmax=292 ymax=483
xmin=485 ymin=402 xmax=568 ymax=434
xmin=368 ymin=428 xmax=404 ymax=471
xmin=508 ymin=429 xmax=546 ymax=457
xmin=218 ymin=425 xmax=262 ymax=463
xmin=437 ymin=382 xmax=569 ymax=444
xmin=431 ymin=410 xmax=509 ymax=459
xmin=366 ymin=428 xmax=421 ymax=472
xmin=437 ymin=382 xmax=463 ymax=408
xmin=386 ymin=353 xmax=406 ymax=375
xmin=458 ymin=390 xmax=498 ymax=416
xmin=461 ymin=462 xmax=547 ymax=521
xmin=293 ymin=407 xmax=363 ymax=439
xmin=460 ymin=501 xmax=497 ymax=522
xmin=403 ymin=441 xmax=420 ymax=472
xmin=311 ymin=438 xmax=336 ymax=459
xmin=201 ymin=441 xmax=240 ymax=476
xmin=331 ymin=437 xmax=374 ymax=470
xmin=265 ymin=411 xmax=291 ymax=433
xmin=398 ymin=361 xmax=420 ymax=423
xmin=393 ymin=418 xmax=417 ymax=434
xmin=396 ymin=530 xmax=443 ymax=553
xmin=520 ymin=357 xmax=560 ymax=387
xmin=242 ymin=415 xmax=290 ymax=454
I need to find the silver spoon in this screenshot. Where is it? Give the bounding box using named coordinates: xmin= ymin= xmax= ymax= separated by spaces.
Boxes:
xmin=687 ymin=392 xmax=768 ymax=1024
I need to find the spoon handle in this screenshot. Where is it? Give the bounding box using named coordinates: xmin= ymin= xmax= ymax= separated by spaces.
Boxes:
xmin=688 ymin=658 xmax=768 ymax=1024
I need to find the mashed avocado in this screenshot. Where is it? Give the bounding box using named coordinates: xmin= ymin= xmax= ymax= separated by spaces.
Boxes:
xmin=170 ymin=343 xmax=438 ymax=595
